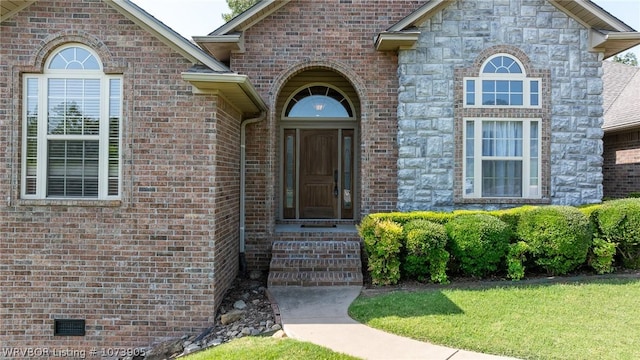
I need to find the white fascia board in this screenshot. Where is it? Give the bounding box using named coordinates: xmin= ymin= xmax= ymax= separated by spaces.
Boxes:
xmin=603 ymin=122 xmax=640 ymax=133
xmin=107 ymin=0 xmax=230 ymax=72
xmin=387 ymin=0 xmax=447 ymax=32
xmin=572 ymin=0 xmax=634 ymax=32
xmin=591 ymin=29 xmax=640 ymax=56
xmin=550 ymin=0 xmax=635 ymax=32
xmin=181 ymin=72 xmax=268 ymax=112
xmin=375 ymin=32 xmax=421 ymax=51
xmin=211 ymin=0 xmax=290 ymax=35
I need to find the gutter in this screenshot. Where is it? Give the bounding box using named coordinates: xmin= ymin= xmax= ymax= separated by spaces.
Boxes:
xmin=239 ymin=111 xmax=266 ymax=276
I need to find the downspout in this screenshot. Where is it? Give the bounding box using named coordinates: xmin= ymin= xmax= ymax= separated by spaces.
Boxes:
xmin=239 ymin=111 xmax=266 ymax=277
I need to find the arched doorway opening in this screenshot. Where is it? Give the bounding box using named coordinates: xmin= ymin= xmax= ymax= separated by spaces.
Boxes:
xmin=277 ymin=69 xmax=360 ymax=220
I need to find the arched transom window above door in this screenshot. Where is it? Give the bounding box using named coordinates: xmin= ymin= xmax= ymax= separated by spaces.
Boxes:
xmin=284 ymin=85 xmax=354 ymax=118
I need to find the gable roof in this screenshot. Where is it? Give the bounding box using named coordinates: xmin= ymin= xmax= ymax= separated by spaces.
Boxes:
xmin=196 ymin=0 xmax=640 ymax=61
xmin=107 ymin=0 xmax=230 ymax=73
xmin=193 ymin=0 xmax=291 ymax=62
xmin=375 ymin=0 xmax=640 ymax=58
xmin=602 ymin=61 xmax=640 ymax=133
xmin=1 ymin=0 xmax=266 ymax=114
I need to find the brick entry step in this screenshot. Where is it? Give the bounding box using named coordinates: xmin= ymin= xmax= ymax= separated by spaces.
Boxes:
xmin=268 ymin=241 xmax=363 ymax=287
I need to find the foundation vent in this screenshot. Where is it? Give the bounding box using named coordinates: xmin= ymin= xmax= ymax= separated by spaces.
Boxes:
xmin=54 ymin=319 xmax=85 ymax=336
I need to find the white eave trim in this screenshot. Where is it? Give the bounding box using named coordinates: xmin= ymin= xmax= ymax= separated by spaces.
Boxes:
xmin=603 ymin=121 xmax=640 ymax=133
xmin=107 ymin=0 xmax=229 ymax=72
xmin=550 ymin=0 xmax=634 ymax=32
xmin=211 ymin=0 xmax=291 ymax=35
xmin=193 ymin=34 xmax=244 ymax=62
xmin=193 ymin=34 xmax=243 ymax=46
xmin=181 ymin=72 xmax=268 ymax=113
xmin=375 ymin=32 xmax=421 ymax=51
xmin=387 ymin=0 xmax=448 ymax=32
xmin=590 ymin=29 xmax=640 ymax=57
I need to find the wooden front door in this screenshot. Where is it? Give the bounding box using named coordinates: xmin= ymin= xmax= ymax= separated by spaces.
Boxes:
xmin=282 ymin=128 xmax=355 ymax=220
xmin=299 ymin=130 xmax=338 ymax=219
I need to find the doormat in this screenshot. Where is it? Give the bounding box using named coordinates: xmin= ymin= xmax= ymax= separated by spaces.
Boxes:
xmin=301 ymin=224 xmax=337 ymax=228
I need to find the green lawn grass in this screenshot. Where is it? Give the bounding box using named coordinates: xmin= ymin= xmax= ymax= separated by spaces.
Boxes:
xmin=349 ymin=277 xmax=640 ymax=360
xmin=182 ymin=337 xmax=360 ymax=360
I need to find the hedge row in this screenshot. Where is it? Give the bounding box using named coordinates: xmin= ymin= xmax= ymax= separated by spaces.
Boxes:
xmin=358 ymin=198 xmax=640 ymax=285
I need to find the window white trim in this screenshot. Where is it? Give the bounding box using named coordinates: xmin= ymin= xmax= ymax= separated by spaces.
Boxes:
xmin=463 ymin=118 xmax=541 ymax=199
xmin=21 ymin=44 xmax=122 ymax=200
xmin=463 ymin=54 xmax=541 ymax=109
xmin=282 ymin=83 xmax=356 ymax=120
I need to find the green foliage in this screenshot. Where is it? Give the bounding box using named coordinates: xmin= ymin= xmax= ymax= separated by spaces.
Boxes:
xmin=577 ymin=203 xmax=602 ymax=220
xmin=357 ymin=215 xmax=378 ymax=244
xmin=349 ymin=279 xmax=640 ymax=360
xmin=222 ymin=0 xmax=260 ymax=22
xmin=593 ymin=198 xmax=640 ymax=269
xmin=612 ymin=52 xmax=639 ymax=67
xmin=367 ymin=211 xmax=454 ymax=225
xmin=506 ymin=241 xmax=529 ymax=280
xmin=184 ymin=337 xmax=359 ymax=360
xmin=360 ymin=219 xmax=404 ymax=285
xmin=589 ymin=238 xmax=616 ymax=274
xmin=445 ymin=214 xmax=511 ymax=277
xmin=516 ymin=206 xmax=592 ymax=275
xmin=489 ymin=206 xmax=537 ymax=233
xmin=403 ymin=220 xmax=449 ymax=283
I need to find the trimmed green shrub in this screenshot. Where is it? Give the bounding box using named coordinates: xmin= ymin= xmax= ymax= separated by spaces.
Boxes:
xmin=445 ymin=214 xmax=511 ymax=277
xmin=357 ymin=215 xmax=379 ymax=243
xmin=368 ymin=211 xmax=454 ymax=226
xmin=506 ymin=241 xmax=529 ymax=280
xmin=589 ymin=238 xmax=616 ymax=274
xmin=593 ymin=198 xmax=640 ymax=269
xmin=403 ymin=219 xmax=449 ymax=284
xmin=516 ymin=206 xmax=592 ymax=275
xmin=360 ymin=219 xmax=403 ymax=285
xmin=490 ymin=206 xmax=537 ymax=234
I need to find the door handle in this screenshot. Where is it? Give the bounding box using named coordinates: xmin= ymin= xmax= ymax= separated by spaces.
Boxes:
xmin=333 ymin=170 xmax=339 ymax=198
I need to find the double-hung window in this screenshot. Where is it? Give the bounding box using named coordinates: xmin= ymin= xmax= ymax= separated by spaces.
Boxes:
xmin=462 ymin=54 xmax=542 ymax=199
xmin=22 ymin=44 xmax=121 ymax=200
xmin=464 ymin=118 xmax=540 ymax=198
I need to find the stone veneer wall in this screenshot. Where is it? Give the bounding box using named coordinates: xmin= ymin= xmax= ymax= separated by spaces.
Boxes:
xmin=397 ymin=0 xmax=604 ymax=211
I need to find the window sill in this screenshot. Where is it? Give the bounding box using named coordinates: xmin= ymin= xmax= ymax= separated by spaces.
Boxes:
xmin=17 ymin=199 xmax=122 ymax=207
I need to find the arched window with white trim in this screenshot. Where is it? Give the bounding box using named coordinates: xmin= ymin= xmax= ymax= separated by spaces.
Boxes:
xmin=464 ymin=54 xmax=540 ymax=108
xmin=461 ymin=54 xmax=542 ymax=199
xmin=284 ymin=85 xmax=354 ymax=119
xmin=22 ymin=44 xmax=121 ymax=199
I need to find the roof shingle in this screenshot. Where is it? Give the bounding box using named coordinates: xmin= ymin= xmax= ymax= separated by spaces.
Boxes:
xmin=602 ymin=61 xmax=640 ymax=132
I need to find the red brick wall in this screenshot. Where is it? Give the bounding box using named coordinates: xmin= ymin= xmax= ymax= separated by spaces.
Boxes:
xmin=233 ymin=0 xmax=423 ymax=271
xmin=213 ymin=99 xmax=242 ymax=299
xmin=603 ymin=129 xmax=640 ymax=198
xmin=0 ymin=0 xmax=239 ymax=350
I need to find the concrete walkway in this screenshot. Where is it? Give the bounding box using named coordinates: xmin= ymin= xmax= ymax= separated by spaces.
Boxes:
xmin=268 ymin=286 xmax=519 ymax=360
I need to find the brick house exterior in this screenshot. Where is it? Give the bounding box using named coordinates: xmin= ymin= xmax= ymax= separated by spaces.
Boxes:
xmin=0 ymin=0 xmax=264 ymax=351
xmin=602 ymin=61 xmax=640 ymax=198
xmin=1 ymin=0 xmax=639 ymax=352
